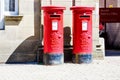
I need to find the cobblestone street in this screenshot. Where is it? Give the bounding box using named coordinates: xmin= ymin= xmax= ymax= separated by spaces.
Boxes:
xmin=0 ymin=57 xmax=120 ymax=80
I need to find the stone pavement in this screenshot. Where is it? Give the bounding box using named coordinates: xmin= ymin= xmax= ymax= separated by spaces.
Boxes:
xmin=0 ymin=57 xmax=120 ymax=80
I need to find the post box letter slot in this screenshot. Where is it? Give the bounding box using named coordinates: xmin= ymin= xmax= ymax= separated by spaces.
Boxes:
xmin=50 ymin=15 xmax=60 ymax=18
xmin=80 ymin=15 xmax=90 ymax=18
xmin=52 ymin=21 xmax=58 ymax=31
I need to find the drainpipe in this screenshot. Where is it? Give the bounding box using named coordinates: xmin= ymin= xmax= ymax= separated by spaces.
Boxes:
xmin=39 ymin=0 xmax=42 ymax=42
xmin=72 ymin=0 xmax=75 ymax=6
xmin=104 ymin=0 xmax=107 ymax=48
xmin=50 ymin=0 xmax=52 ymax=5
xmin=104 ymin=0 xmax=106 ymax=8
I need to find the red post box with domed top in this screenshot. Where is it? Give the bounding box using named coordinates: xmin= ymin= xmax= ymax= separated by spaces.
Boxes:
xmin=70 ymin=6 xmax=94 ymax=63
xmin=42 ymin=6 xmax=65 ymax=65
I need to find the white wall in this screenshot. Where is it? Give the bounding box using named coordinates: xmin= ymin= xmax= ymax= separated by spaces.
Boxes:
xmin=0 ymin=0 xmax=40 ymax=63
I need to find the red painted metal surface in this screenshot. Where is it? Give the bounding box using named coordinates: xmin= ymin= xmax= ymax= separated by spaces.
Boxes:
xmin=42 ymin=6 xmax=65 ymax=54
xmin=70 ymin=7 xmax=94 ymax=54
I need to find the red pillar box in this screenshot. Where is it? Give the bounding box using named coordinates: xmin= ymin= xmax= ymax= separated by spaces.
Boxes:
xmin=70 ymin=7 xmax=94 ymax=63
xmin=42 ymin=6 xmax=65 ymax=65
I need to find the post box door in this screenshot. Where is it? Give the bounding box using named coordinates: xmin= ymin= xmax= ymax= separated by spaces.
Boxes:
xmin=47 ymin=14 xmax=63 ymax=53
xmin=79 ymin=15 xmax=92 ymax=53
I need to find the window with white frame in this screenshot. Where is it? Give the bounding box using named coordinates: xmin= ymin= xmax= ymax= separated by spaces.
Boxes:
xmin=0 ymin=0 xmax=19 ymax=30
xmin=4 ymin=0 xmax=18 ymax=15
xmin=0 ymin=0 xmax=4 ymax=30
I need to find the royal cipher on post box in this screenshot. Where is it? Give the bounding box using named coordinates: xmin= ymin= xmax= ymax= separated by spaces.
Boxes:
xmin=70 ymin=7 xmax=94 ymax=63
xmin=42 ymin=6 xmax=66 ymax=65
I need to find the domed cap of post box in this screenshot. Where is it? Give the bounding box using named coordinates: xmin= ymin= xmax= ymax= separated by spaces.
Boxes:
xmin=70 ymin=6 xmax=94 ymax=11
xmin=42 ymin=6 xmax=66 ymax=11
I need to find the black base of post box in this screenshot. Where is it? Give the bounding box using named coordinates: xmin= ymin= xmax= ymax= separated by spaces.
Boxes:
xmin=72 ymin=54 xmax=92 ymax=63
xmin=43 ymin=53 xmax=64 ymax=65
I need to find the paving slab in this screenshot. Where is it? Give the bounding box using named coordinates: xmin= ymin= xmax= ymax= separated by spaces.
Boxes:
xmin=0 ymin=57 xmax=120 ymax=80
